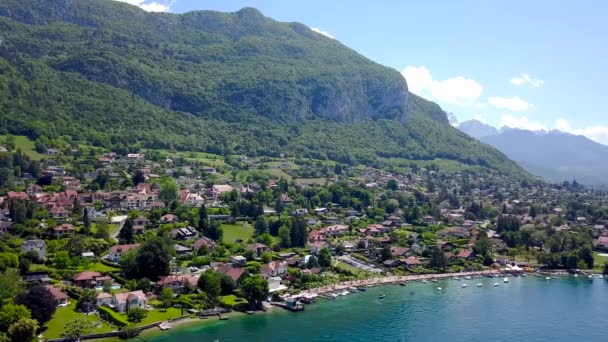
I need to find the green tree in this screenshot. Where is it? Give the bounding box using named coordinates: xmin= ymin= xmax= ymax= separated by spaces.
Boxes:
xmin=15 ymin=286 xmax=56 ymax=325
xmin=132 ymin=170 xmax=145 ymax=186
xmin=254 ymin=216 xmax=268 ymax=236
xmin=64 ymin=318 xmax=94 ymax=338
xmin=127 ymin=308 xmax=147 ymax=322
xmin=197 ymin=270 xmax=221 ymax=303
xmin=241 ymin=275 xmax=268 ymax=308
xmin=0 ymin=269 xmax=23 ymax=305
xmin=307 ymin=255 xmax=319 ymax=269
xmin=133 ymin=237 xmax=174 ymax=280
xmin=429 ymin=247 xmax=447 ymax=270
xmin=278 ymin=226 xmax=290 ymax=248
xmin=0 ymin=304 xmax=31 ymax=332
xmin=82 ymin=207 xmax=91 ymax=235
xmin=118 ymin=217 xmax=135 ymax=244
xmin=93 ymin=219 xmax=110 ymax=240
xmin=159 ymin=180 xmax=179 ymax=205
xmin=7 ymin=318 xmax=38 ymax=342
xmin=219 ymin=273 xmax=235 ymax=295
xmin=53 ymin=251 xmax=70 ymax=269
xmin=159 ymin=288 xmax=174 ymax=312
xmin=204 ymin=221 xmax=223 ymax=241
xmin=380 ymin=245 xmax=392 ymax=262
xmin=318 ymin=247 xmax=332 ymax=268
xmin=386 ymin=179 xmax=398 ymax=191
xmin=198 ymin=204 xmax=209 ymax=232
xmin=76 ymin=290 xmax=97 ymax=313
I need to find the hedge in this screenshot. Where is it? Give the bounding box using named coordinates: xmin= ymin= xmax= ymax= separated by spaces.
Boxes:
xmin=98 ymin=306 xmax=129 ymax=327
xmin=100 ymin=258 xmax=121 ymax=268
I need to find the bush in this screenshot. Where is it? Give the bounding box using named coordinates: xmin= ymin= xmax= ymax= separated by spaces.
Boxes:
xmin=127 ymin=308 xmax=147 ymax=323
xmin=98 ymin=306 xmax=129 ymax=327
xmin=118 ymin=326 xmax=140 ymax=339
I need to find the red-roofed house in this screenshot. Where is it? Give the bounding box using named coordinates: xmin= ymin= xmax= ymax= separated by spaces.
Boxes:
xmin=456 ymin=249 xmax=475 ymax=260
xmin=193 ymin=237 xmax=217 ymax=252
xmin=53 ymin=223 xmax=75 ymax=237
xmin=216 ymin=264 xmax=245 ymax=282
xmin=261 ymin=261 xmax=287 ymax=279
xmin=108 ymin=244 xmax=140 ymax=263
xmin=73 ymin=271 xmax=102 ymax=288
xmin=156 ymin=275 xmax=198 ymax=293
xmin=45 ymin=285 xmax=69 ymax=306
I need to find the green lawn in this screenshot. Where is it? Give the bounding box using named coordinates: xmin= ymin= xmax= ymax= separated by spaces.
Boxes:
xmin=221 ymin=222 xmax=254 ymax=243
xmin=0 ymin=135 xmax=46 ymax=160
xmin=44 ymin=302 xmax=114 ymax=339
xmin=130 ymin=307 xmax=183 ymax=326
xmin=333 ymin=260 xmax=363 ymax=275
xmin=295 ymin=178 xmax=327 ymax=185
xmin=220 ymin=295 xmax=248 ymax=306
xmin=77 ymin=261 xmax=120 ymax=272
xmin=593 ymin=252 xmax=608 ymax=270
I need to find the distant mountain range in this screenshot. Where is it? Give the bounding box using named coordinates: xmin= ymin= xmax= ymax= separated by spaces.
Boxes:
xmin=458 ymin=120 xmax=608 ymax=185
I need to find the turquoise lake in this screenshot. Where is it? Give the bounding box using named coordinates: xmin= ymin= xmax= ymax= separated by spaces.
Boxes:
xmin=148 ymin=276 xmax=608 ymax=341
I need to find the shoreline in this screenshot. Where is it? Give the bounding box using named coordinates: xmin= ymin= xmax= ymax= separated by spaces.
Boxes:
xmin=90 ymin=270 xmax=501 ymax=341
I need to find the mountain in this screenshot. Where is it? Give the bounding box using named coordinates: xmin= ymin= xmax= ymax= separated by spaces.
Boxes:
xmin=458 ymin=120 xmax=608 ymax=185
xmin=457 ymin=120 xmax=499 ymax=139
xmin=0 ymin=0 xmax=525 ymax=175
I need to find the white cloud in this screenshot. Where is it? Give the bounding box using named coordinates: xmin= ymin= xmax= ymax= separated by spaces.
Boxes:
xmin=488 ymin=96 xmax=531 ymax=111
xmin=401 ymin=66 xmax=483 ymax=106
xmin=510 ymin=73 xmax=544 ymax=87
xmin=499 ymin=115 xmax=547 ymax=131
xmin=114 ymin=0 xmax=172 ymax=12
xmin=555 ymin=118 xmax=608 ymax=144
xmin=310 ymin=28 xmax=335 ymax=39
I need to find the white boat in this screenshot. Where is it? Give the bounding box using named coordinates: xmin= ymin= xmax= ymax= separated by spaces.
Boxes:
xmin=599 ymin=275 xmax=604 ymax=279
xmin=588 ymin=275 xmax=593 ymax=279
xmin=436 ymin=287 xmax=442 ymax=291
xmin=545 ymin=277 xmax=551 ymax=280
xmin=574 ymin=274 xmax=579 ymax=277
xmin=453 ymin=277 xmax=461 ymax=281
xmin=503 ymin=277 xmax=509 ymax=283
xmin=422 ymin=280 xmax=428 ymax=284
xmin=340 ymin=290 xmax=350 ymax=296
xmin=476 ymin=283 xmax=483 ymax=287
xmin=493 ymin=283 xmax=499 ymax=287
xmin=465 ymin=276 xmax=472 ymax=280
xmin=431 ymin=279 xmax=438 ymax=283
xmin=461 ymin=284 xmax=468 ymax=288
xmin=330 ymin=293 xmax=338 ymax=298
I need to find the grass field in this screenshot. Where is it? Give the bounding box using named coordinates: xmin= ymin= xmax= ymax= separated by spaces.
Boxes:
xmin=295 ymin=178 xmax=327 ymax=185
xmin=77 ymin=261 xmax=120 ymax=272
xmin=44 ymin=302 xmax=113 ymax=339
xmin=220 ymin=294 xmax=248 ymax=306
xmin=593 ymin=252 xmax=608 ymax=270
xmin=0 ymin=135 xmax=46 ymax=160
xmin=221 ymin=222 xmax=254 ymax=243
xmin=333 ymin=260 xmax=363 ymax=275
xmin=130 ymin=307 xmax=183 ymax=326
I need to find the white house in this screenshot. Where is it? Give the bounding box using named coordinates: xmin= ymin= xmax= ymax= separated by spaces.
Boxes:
xmin=97 ymin=290 xmax=147 ymax=313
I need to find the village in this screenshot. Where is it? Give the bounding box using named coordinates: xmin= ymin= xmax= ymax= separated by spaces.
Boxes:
xmin=1 ymin=140 xmax=608 ymax=340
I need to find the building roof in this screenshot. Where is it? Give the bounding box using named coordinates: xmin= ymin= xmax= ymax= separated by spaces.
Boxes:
xmin=45 ymin=285 xmax=68 ymax=301
xmin=73 ymin=271 xmax=101 ymax=281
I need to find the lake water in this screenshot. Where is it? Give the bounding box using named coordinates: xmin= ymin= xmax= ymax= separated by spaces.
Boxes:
xmin=148 ymin=275 xmax=608 ymax=342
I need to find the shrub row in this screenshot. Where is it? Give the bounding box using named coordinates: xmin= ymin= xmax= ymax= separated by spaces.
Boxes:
xmin=98 ymin=306 xmax=129 ymax=327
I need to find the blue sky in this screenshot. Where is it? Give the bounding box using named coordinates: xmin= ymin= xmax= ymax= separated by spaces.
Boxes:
xmin=117 ymin=0 xmax=608 ymax=144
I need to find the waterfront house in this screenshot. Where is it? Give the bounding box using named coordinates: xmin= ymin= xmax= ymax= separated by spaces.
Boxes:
xmin=261 ymin=261 xmax=287 ymax=279
xmin=216 ymin=264 xmax=245 ymax=282
xmin=22 ymin=239 xmax=46 ymax=260
xmin=98 ymin=290 xmax=147 ymax=313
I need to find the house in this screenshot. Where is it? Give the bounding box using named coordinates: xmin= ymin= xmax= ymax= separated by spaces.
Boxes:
xmin=108 ymin=244 xmax=140 ymax=263
xmin=73 ymin=272 xmax=102 ymax=288
xmin=593 ymin=236 xmax=608 ymax=250
xmin=423 ymin=215 xmax=436 ymax=224
xmin=7 ymin=191 xmax=29 ymax=201
xmin=291 ymin=208 xmax=309 ymax=217
xmin=216 ymin=264 xmax=245 ymax=282
xmin=22 ymin=239 xmax=46 ymax=259
xmin=99 ymin=290 xmax=147 ymax=313
xmin=23 ymin=272 xmax=52 ymax=285
xmin=174 ymin=244 xmax=192 ymax=255
xmin=156 ymin=275 xmax=198 ymax=293
xmin=390 ymin=246 xmax=410 ymax=258
xmin=310 ymin=241 xmax=328 ymax=254
xmin=261 ymin=261 xmax=287 ymax=279
xmin=268 ymin=276 xmax=288 ymax=293
xmin=400 ymin=257 xmax=422 ymax=268
xmin=45 ymin=285 xmax=69 ymax=306
xmin=279 ymin=194 xmax=294 ymax=206
xmin=229 ymin=255 xmax=247 ymax=266
xmin=383 ymin=259 xmax=401 ymax=268
xmin=212 ymin=184 xmax=233 ymax=200
xmin=313 ymin=208 xmax=329 ymax=215
xmin=160 ymin=214 xmax=178 ymax=224
xmin=171 ymin=226 xmax=198 ymax=240
xmin=437 ymin=227 xmax=470 ymax=239
xmin=0 ymin=221 xmax=12 ymax=235
xmin=456 ymin=249 xmax=475 ymax=260
xmin=193 ymin=237 xmax=217 ymax=252
xmin=53 ymin=223 xmax=75 ymax=237
xmin=247 ymin=243 xmax=269 ymax=257
xmin=133 ymin=216 xmax=148 ymax=232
